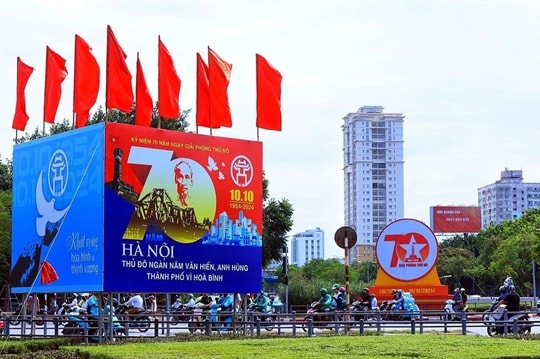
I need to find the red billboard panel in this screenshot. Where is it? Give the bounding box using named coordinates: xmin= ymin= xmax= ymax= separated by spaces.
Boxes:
xmin=430 ymin=206 xmax=481 ymax=233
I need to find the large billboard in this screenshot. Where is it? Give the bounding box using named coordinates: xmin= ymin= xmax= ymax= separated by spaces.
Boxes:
xmin=429 ymin=206 xmax=481 ymax=233
xmin=103 ymin=123 xmax=263 ymax=293
xmin=11 ymin=122 xmax=263 ymax=294
xmin=11 ymin=124 xmax=105 ymax=294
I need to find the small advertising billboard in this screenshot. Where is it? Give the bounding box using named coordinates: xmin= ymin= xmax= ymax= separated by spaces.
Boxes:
xmin=429 ymin=206 xmax=481 ymax=233
xmin=11 ymin=122 xmax=263 ymax=294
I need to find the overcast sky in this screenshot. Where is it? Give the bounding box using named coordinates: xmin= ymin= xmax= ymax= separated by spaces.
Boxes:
xmin=2 ymin=0 xmax=540 ymax=259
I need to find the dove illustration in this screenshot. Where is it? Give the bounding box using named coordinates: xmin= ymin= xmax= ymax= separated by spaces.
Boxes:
xmin=35 ymin=172 xmax=70 ymax=237
xmin=207 ymin=156 xmax=218 ymax=171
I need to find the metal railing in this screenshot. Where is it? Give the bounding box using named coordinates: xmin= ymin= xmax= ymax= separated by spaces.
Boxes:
xmin=1 ymin=307 xmax=537 ymax=340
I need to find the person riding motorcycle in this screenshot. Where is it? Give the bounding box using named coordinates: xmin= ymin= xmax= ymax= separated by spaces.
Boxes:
xmin=318 ymin=288 xmax=333 ymax=312
xmin=216 ymin=293 xmax=234 ymax=331
xmin=335 ymin=287 xmax=347 ymax=310
xmin=359 ymin=288 xmax=371 ymax=310
xmin=253 ymin=291 xmax=270 ymax=313
xmin=501 ymin=285 xmax=520 ymax=312
xmin=451 ymin=287 xmax=462 ymax=313
xmin=495 ymin=284 xmax=521 ymax=334
xmin=122 ymin=293 xmax=144 ymax=315
xmin=460 ymin=288 xmax=468 ymax=311
xmin=186 ymin=294 xmax=196 ymax=309
xmin=196 ymin=293 xmax=214 ymax=310
xmin=392 ymin=289 xmax=404 ymax=311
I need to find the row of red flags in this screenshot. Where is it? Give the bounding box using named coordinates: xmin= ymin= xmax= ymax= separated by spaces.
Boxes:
xmin=12 ymin=25 xmax=282 ymax=133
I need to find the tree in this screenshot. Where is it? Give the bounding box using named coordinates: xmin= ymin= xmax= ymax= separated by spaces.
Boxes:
xmin=88 ymin=104 xmax=191 ymax=132
xmin=0 ymin=157 xmax=12 ymax=191
xmin=0 ymin=160 xmax=12 ymax=298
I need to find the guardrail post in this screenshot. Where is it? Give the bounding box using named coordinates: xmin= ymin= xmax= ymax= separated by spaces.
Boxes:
xmin=443 ymin=313 xmax=448 ymax=333
xmin=461 ymin=316 xmax=467 ymax=335
xmin=53 ymin=317 xmax=59 ymax=337
xmin=411 ymin=318 xmax=415 ymax=334
xmin=82 ymin=313 xmax=89 ymax=345
xmin=4 ymin=317 xmax=9 ymax=336
xmin=292 ymin=311 xmax=297 ymax=336
xmin=334 ymin=312 xmax=339 ymax=334
xmin=503 ymin=310 xmax=508 ymax=335
xmin=512 ymin=316 xmax=519 ymax=334
xmin=419 ymin=312 xmax=423 ymax=334
xmin=359 ymin=319 xmax=364 ymax=335
xmin=204 ymin=318 xmax=211 ymax=335
xmin=309 ymin=318 xmax=315 ymax=337
xmin=154 ymin=317 xmax=159 ymax=338
xmin=375 ymin=312 xmax=381 ymax=334
xmin=256 ymin=318 xmax=261 ymax=337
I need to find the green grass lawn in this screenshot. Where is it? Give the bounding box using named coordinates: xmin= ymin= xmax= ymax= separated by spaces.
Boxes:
xmin=64 ymin=333 xmax=540 ymax=359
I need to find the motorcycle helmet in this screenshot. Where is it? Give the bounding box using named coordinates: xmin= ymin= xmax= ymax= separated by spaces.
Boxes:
xmin=320 ymin=288 xmax=328 ymax=295
xmin=508 ymin=285 xmax=515 ymax=291
xmin=499 ymin=285 xmax=506 ymax=292
xmin=332 ymin=283 xmax=340 ymax=290
xmin=363 ymin=287 xmax=369 ymax=293
xmin=454 ymin=287 xmax=460 ymax=293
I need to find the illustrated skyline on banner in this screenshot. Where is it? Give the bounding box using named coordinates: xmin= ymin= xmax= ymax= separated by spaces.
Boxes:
xmin=2 ymin=1 xmax=540 ymax=259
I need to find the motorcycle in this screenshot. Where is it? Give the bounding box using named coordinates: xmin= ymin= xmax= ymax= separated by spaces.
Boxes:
xmin=246 ymin=303 xmax=275 ymax=331
xmin=209 ymin=302 xmax=235 ymax=332
xmin=7 ymin=302 xmax=45 ymax=326
xmin=302 ymin=301 xmax=337 ymax=332
xmin=440 ymin=299 xmax=465 ymax=321
xmin=116 ymin=304 xmax=152 ymax=332
xmin=347 ymin=300 xmax=375 ymax=326
xmin=170 ymin=304 xmax=194 ymax=325
xmin=379 ymin=300 xmax=403 ymax=320
xmin=62 ymin=305 xmax=125 ymax=342
xmin=483 ymin=303 xmax=532 ymax=336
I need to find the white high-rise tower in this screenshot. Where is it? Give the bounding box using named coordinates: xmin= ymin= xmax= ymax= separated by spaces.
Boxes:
xmin=342 ymin=106 xmax=404 ymax=262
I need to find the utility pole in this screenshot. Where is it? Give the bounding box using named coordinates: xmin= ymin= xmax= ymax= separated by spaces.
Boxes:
xmin=282 ymin=245 xmax=289 ymax=314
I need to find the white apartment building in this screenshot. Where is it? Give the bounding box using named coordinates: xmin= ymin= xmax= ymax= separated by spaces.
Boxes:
xmin=342 ymin=106 xmax=404 ymax=262
xmin=478 ymin=169 xmax=540 ymax=228
xmin=290 ymin=228 xmax=325 ymax=266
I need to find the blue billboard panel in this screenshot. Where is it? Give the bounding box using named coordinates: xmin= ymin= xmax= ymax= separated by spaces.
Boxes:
xmin=11 ymin=124 xmax=105 ymax=293
xmin=103 ymin=123 xmax=263 ymax=293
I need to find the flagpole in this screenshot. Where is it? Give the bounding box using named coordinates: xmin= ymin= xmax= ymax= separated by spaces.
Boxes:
xmin=43 ymin=47 xmax=47 ymax=136
xmin=257 ymin=127 xmax=260 ymax=142
xmin=105 ymin=26 xmax=109 ymax=123
xmin=72 ymin=34 xmax=77 ymax=129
